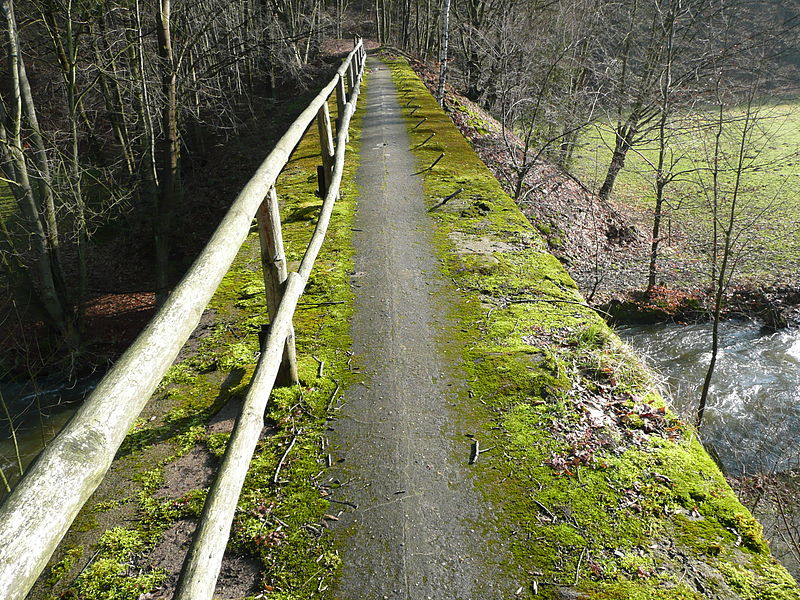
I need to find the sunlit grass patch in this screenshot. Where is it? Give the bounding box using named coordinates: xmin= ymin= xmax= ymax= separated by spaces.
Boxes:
xmin=572 ymin=100 xmax=800 ymax=283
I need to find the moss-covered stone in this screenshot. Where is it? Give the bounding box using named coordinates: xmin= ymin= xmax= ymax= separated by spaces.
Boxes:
xmin=385 ymin=55 xmax=799 ymax=600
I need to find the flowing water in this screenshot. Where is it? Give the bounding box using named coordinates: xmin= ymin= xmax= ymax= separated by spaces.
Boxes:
xmin=618 ymin=320 xmax=800 ymax=477
xmin=0 ymin=377 xmax=98 ymax=495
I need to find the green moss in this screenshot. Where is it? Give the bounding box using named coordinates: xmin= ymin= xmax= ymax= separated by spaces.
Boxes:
xmin=65 ymin=528 xmax=166 ymax=600
xmin=45 ymin=546 xmax=83 ymax=587
xmin=450 ymin=96 xmax=496 ymax=135
xmin=584 ymin=581 xmax=703 ymax=599
xmin=206 ymin=432 xmax=230 ymax=458
xmin=69 ymin=558 xmax=165 ymax=600
xmin=385 ymin=56 xmax=799 ymax=599
xmin=719 ymin=559 xmax=800 ymax=600
xmin=37 ymin=73 xmax=369 ymax=600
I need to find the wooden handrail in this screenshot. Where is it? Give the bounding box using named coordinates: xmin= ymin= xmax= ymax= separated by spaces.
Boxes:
xmin=173 ymin=42 xmax=366 ymax=600
xmin=0 ymin=39 xmax=366 ymax=600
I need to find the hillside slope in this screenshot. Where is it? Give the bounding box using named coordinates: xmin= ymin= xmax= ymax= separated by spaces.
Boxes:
xmin=406 ymin=57 xmax=647 ymax=302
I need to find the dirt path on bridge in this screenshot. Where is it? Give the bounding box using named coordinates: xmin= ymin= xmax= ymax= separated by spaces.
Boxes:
xmin=327 ymin=59 xmax=517 ymax=600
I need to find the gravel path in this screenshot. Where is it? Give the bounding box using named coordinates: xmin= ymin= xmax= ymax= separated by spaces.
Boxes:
xmin=327 ymin=59 xmax=516 ymax=600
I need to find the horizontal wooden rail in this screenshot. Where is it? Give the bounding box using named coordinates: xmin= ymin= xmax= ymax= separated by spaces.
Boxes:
xmin=0 ymin=40 xmax=366 ymax=600
xmin=174 ymin=43 xmax=366 ymax=600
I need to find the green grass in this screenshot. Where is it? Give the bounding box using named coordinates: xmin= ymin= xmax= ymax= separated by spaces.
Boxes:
xmin=572 ymin=100 xmax=800 ymax=283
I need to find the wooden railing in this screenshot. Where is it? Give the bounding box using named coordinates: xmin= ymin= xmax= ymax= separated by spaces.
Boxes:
xmin=0 ymin=39 xmax=367 ymax=600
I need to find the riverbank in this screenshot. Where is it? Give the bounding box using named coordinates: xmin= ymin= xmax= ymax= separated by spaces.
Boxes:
xmin=619 ymin=320 xmax=800 ymax=580
xmin=599 ymin=285 xmax=800 ymax=330
xmin=403 ymin=57 xmax=800 ymax=330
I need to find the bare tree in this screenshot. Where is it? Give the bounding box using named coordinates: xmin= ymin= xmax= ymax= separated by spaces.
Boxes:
xmin=493 ymin=1 xmax=602 ymax=201
xmin=694 ymin=73 xmax=789 ymax=426
xmin=0 ymin=0 xmax=76 ymax=346
xmin=435 ymin=0 xmax=451 ymax=104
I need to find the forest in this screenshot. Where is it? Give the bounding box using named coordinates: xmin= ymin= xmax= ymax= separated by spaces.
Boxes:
xmin=2 ymin=0 xmax=800 ymax=597
xmin=1 ymin=0 xmax=797 ymax=376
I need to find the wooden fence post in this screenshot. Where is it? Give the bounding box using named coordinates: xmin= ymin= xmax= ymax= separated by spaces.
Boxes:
xmin=256 ymin=187 xmax=299 ymax=386
xmin=335 ymin=76 xmax=346 ymax=130
xmin=348 ymin=59 xmax=356 ymax=92
xmin=317 ymin=102 xmax=335 ymax=194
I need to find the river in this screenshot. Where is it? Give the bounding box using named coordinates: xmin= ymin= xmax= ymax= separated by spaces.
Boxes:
xmin=0 ymin=377 xmax=97 ymax=495
xmin=4 ymin=322 xmax=797 ymax=483
xmin=617 ymin=320 xmax=800 ymax=477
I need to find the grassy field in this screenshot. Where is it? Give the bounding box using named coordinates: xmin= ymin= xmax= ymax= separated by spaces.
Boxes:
xmin=571 ymin=99 xmax=800 ymax=286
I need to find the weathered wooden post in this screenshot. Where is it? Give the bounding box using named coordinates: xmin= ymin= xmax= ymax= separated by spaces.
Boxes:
xmin=256 ymin=187 xmax=299 ymax=386
xmin=335 ymin=75 xmax=347 ymax=131
xmin=348 ymin=59 xmax=356 ymax=92
xmin=317 ymin=101 xmax=335 ymax=194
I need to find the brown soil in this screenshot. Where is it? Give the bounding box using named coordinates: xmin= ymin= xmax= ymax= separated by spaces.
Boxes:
xmin=155 ymin=446 xmax=216 ymax=500
xmin=207 ymin=398 xmax=244 ymax=434
xmin=140 ymin=519 xmax=261 ymax=600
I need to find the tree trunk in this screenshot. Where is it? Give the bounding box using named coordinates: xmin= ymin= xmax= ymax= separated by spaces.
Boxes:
xmin=155 ymin=0 xmax=180 ymax=300
xmin=436 ymin=0 xmax=451 ymax=105
xmin=647 ymin=181 xmax=665 ymax=291
xmin=92 ymin=17 xmax=135 ymax=175
xmin=1 ymin=0 xmax=75 ymax=344
xmin=598 ymin=119 xmax=637 ymax=202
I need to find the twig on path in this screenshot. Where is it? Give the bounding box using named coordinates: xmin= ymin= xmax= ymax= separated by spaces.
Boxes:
xmin=504 ymin=296 xmax=613 ymax=320
xmin=414 ymin=132 xmax=435 ymax=149
xmin=575 ymin=547 xmax=587 ymax=585
xmin=329 ymin=498 xmax=358 ymax=508
xmin=312 ymin=355 xmax=325 ymax=378
xmin=299 ymin=300 xmax=346 ymax=308
xmin=410 ymin=106 xmax=421 ymax=116
xmin=469 ymin=439 xmax=480 ymax=464
xmin=413 ymin=117 xmax=427 ymax=130
xmin=413 ymin=153 xmax=444 ymax=175
xmin=532 ymin=497 xmax=555 ymax=521
xmin=273 ymin=516 xmax=289 ymax=528
xmin=327 ymin=380 xmax=341 ymax=412
xmin=75 ymin=550 xmax=102 ymax=580
xmin=273 ymin=430 xmax=302 ymax=484
xmin=429 ymin=187 xmax=464 ymax=212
